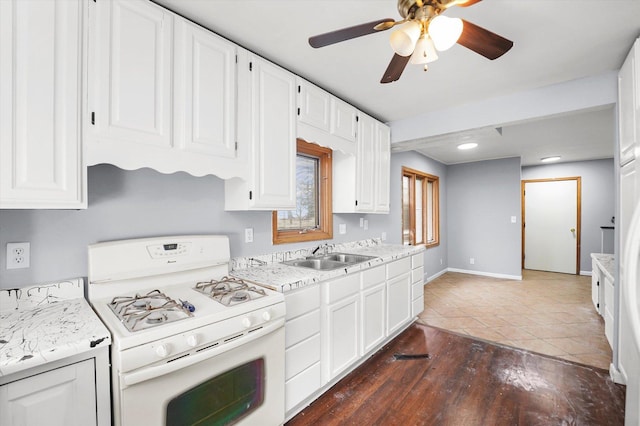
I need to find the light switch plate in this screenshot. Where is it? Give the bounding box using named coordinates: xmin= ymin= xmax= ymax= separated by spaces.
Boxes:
xmin=339 ymin=224 xmax=347 ymax=234
xmin=244 ymin=228 xmax=254 ymax=243
xmin=363 ymin=220 xmax=369 ymax=230
xmin=511 ymin=216 xmax=517 ymax=223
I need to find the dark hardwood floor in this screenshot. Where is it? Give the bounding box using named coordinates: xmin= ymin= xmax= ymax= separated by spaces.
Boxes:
xmin=286 ymin=323 xmax=626 ymax=426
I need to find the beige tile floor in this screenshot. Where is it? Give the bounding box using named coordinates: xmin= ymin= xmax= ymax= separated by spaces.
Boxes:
xmin=417 ymin=269 xmax=613 ymax=370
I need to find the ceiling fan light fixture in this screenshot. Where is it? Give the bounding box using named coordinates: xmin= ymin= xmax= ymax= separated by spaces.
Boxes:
xmin=390 ymin=20 xmax=421 ymax=56
xmin=410 ymin=34 xmax=438 ymax=64
xmin=428 ymin=15 xmax=463 ymax=51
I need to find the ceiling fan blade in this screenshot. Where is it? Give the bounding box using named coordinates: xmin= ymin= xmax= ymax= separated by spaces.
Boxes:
xmin=457 ymin=19 xmax=513 ymax=60
xmin=381 ymin=54 xmax=411 ymax=84
xmin=309 ymin=18 xmax=395 ymax=48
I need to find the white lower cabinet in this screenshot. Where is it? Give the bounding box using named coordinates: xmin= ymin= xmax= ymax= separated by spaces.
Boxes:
xmin=387 ymin=257 xmax=412 ymax=336
xmin=360 ymin=265 xmax=386 ymax=355
xmin=322 ymin=274 xmax=360 ymax=383
xmin=604 ymin=276 xmax=615 ymax=347
xmin=0 ymin=360 xmax=96 ymax=426
xmin=411 ymin=253 xmax=425 ymax=317
xmin=591 ymin=266 xmax=603 ymax=314
xmin=284 ymin=285 xmax=321 ymax=415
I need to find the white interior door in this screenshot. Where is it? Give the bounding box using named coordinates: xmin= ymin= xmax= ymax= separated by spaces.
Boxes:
xmin=523 ymin=179 xmax=579 ymax=274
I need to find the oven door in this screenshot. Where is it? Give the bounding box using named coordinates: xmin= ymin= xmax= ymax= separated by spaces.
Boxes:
xmin=116 ymin=320 xmax=285 ymax=426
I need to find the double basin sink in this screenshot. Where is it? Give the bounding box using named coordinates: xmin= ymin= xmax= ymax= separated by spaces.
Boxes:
xmin=282 ymin=252 xmax=378 ymax=271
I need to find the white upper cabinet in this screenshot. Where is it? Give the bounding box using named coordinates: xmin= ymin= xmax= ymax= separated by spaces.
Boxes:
xmin=225 ymin=51 xmax=296 ymax=210
xmin=174 ymin=19 xmax=236 ymax=159
xmin=333 ymin=113 xmax=391 ymax=214
xmin=297 ymin=82 xmax=331 ymax=133
xmin=619 ymin=38 xmax=638 ymax=166
xmin=356 ymin=114 xmax=377 ymax=212
xmin=88 ymin=0 xmax=173 ymax=150
xmin=331 ymin=98 xmax=358 ymax=144
xmin=0 ymin=0 xmax=86 ymax=209
xmin=296 ymin=79 xmax=358 ymax=154
xmin=87 ymin=0 xmax=241 ymax=178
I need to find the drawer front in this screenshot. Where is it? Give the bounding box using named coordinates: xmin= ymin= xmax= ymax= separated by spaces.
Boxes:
xmin=411 ymin=253 xmax=424 ymax=269
xmin=412 ymin=281 xmax=424 ymax=300
xmin=412 ymin=266 xmax=424 ymax=285
xmin=361 ymin=265 xmax=385 ymax=289
xmin=286 ymin=309 xmax=320 ymax=348
xmin=285 ymin=285 xmax=320 ymax=320
xmin=285 ymin=333 xmax=321 ymax=380
xmin=387 ymin=257 xmax=411 ymax=279
xmin=412 ymin=294 xmax=424 ymax=316
xmin=325 ymin=273 xmax=360 ymax=304
xmin=285 ymin=362 xmax=321 ymax=413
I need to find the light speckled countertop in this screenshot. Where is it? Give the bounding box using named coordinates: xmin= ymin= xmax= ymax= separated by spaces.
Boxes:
xmin=231 ymin=241 xmax=425 ymax=292
xmin=591 ymin=253 xmax=615 ymax=282
xmin=0 ymin=279 xmax=111 ymax=377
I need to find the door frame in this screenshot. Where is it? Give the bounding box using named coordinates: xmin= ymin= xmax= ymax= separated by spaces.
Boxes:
xmin=521 ymin=177 xmax=582 ymax=274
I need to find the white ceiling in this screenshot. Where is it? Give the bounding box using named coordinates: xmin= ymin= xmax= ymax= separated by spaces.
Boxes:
xmin=153 ymin=0 xmax=640 ymax=166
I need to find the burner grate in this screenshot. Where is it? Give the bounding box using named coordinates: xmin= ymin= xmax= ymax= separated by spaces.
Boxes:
xmin=195 ymin=276 xmax=267 ymax=306
xmin=109 ymin=289 xmax=193 ymax=332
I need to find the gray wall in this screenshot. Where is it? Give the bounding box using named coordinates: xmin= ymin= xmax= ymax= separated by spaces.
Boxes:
xmin=0 ymin=164 xmax=396 ymax=288
xmin=522 ymin=158 xmax=615 ymax=272
xmin=447 ymin=157 xmax=523 ymax=277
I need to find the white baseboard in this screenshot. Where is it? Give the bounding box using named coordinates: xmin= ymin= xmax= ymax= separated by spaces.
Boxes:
xmin=447 ymin=267 xmax=522 ymax=281
xmin=426 ymin=268 xmax=448 ymax=283
xmin=609 ymin=362 xmax=626 ymax=385
xmin=580 ymin=270 xmax=592 ymax=276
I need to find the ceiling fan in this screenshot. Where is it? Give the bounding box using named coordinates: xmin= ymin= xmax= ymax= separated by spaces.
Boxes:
xmin=308 ymin=0 xmax=513 ymax=83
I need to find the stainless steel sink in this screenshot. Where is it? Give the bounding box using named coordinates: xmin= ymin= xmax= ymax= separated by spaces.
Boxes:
xmin=282 ymin=252 xmax=377 ymax=270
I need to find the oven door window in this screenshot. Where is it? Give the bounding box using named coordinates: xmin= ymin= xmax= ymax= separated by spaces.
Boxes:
xmin=166 ymin=358 xmax=265 ymax=426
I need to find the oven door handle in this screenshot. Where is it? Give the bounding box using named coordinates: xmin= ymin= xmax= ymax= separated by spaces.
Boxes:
xmin=122 ymin=318 xmax=284 ymax=388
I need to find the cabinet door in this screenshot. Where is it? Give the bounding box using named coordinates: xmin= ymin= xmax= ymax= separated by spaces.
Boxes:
xmin=0 ymin=0 xmax=84 ymax=209
xmin=89 ymin=0 xmax=172 ymax=151
xmin=174 ymin=19 xmax=236 ymax=158
xmin=331 ymin=98 xmax=358 ymax=143
xmin=387 ymin=271 xmax=412 ymax=335
xmin=356 ymin=114 xmax=376 ymax=212
xmin=297 ymin=80 xmax=330 ymax=132
xmin=591 ymin=266 xmax=601 ymax=314
xmin=361 ymin=282 xmax=386 ymax=355
xmin=375 ymin=123 xmax=391 ymax=212
xmin=620 ymin=160 xmax=637 ymax=273
xmin=324 ymin=294 xmax=359 ymax=383
xmin=618 ymin=40 xmax=637 ymax=166
xmin=249 ymin=56 xmax=296 ymax=209
xmin=0 ymin=360 xmax=97 ymax=426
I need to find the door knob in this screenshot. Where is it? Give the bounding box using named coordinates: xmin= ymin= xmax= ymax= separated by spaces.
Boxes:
xmin=570 ymin=228 xmax=576 ymax=232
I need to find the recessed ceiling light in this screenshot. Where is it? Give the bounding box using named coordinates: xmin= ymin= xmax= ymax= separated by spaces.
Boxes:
xmin=541 ymin=156 xmax=561 ymax=163
xmin=457 ymin=142 xmax=478 ymax=150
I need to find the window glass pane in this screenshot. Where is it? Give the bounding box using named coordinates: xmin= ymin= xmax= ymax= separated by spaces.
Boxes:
xmin=278 ymin=154 xmax=319 ymax=231
xmin=426 ymin=180 xmax=434 ymax=243
xmin=402 ymin=175 xmax=411 ymax=245
xmin=415 ymin=177 xmax=424 ymax=244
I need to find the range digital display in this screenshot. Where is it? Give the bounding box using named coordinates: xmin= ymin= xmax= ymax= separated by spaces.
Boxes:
xmin=163 ymin=243 xmax=178 ymax=251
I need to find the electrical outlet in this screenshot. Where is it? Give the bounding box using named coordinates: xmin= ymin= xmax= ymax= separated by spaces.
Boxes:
xmin=339 ymin=224 xmax=347 ymax=234
xmin=7 ymin=242 xmax=30 ymax=269
xmin=440 ymin=258 xmax=443 ymax=265
xmin=511 ymin=216 xmax=517 ymax=224
xmin=469 ymin=257 xmax=475 ymax=265
xmin=363 ymin=220 xmax=369 ymax=230
xmin=244 ymin=228 xmax=254 ymax=243
xmin=381 ymin=232 xmax=387 ymax=241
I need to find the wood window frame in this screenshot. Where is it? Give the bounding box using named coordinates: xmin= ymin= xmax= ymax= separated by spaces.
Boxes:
xmin=402 ymin=166 xmax=440 ymax=247
xmin=272 ymin=139 xmax=333 ymax=244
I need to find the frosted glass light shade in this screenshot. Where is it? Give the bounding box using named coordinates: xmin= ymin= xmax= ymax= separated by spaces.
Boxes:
xmin=390 ymin=21 xmax=421 ymax=56
xmin=410 ymin=35 xmax=439 ymax=64
xmin=428 ymin=15 xmax=463 ymax=51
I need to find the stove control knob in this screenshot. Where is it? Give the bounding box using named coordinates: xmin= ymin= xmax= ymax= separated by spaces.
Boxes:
xmin=156 ymin=344 xmax=170 ymax=358
xmin=242 ymin=317 xmax=252 ymax=328
xmin=262 ymin=311 xmax=272 ymax=321
xmin=186 ymin=335 xmax=198 ymax=347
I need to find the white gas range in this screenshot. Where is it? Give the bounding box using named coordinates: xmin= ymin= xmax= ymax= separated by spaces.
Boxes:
xmin=87 ymin=235 xmax=285 ymax=426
